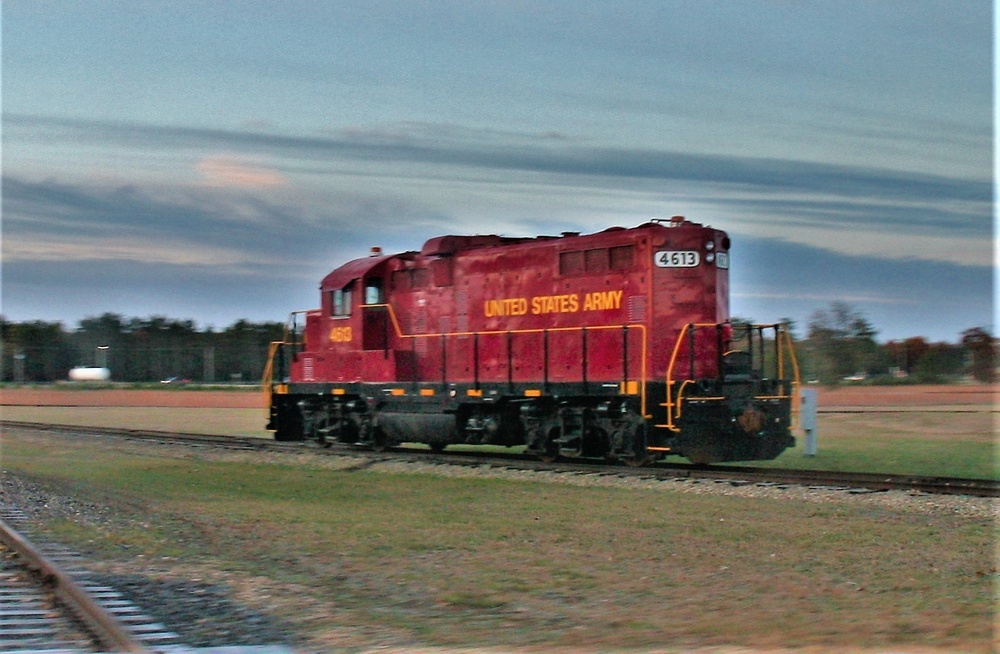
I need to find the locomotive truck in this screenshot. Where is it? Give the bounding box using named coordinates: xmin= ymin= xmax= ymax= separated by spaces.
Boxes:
xmin=265 ymin=217 xmax=799 ymax=464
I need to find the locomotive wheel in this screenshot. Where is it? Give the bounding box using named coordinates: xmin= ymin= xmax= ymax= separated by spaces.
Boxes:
xmin=537 ymin=428 xmax=560 ymax=462
xmin=371 ymin=428 xmax=390 ymax=452
xmin=272 ymin=403 xmax=305 ymax=441
xmin=620 ymin=452 xmax=650 ymax=467
xmin=620 ymin=426 xmax=650 ymax=467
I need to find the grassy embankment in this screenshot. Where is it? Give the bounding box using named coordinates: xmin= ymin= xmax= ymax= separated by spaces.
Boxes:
xmin=4 ymin=429 xmax=997 ymax=653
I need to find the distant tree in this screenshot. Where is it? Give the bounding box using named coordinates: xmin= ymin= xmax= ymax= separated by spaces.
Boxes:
xmin=913 ymin=342 xmax=965 ymax=381
xmin=1 ymin=319 xmax=75 ymax=381
xmin=885 ymin=337 xmax=930 ymax=375
xmin=961 ymin=327 xmax=997 ymax=382
xmin=806 ymin=302 xmax=879 ymax=384
xmin=217 ymin=320 xmax=285 ymax=382
xmin=4 ymin=315 xmax=288 ymax=383
xmin=75 ymin=313 xmax=128 ymax=371
xmin=120 ymin=316 xmax=200 ymax=381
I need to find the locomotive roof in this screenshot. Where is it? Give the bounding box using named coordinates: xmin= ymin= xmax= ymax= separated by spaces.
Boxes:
xmin=321 ymin=219 xmax=713 ymax=289
xmin=320 ymin=253 xmax=394 ymax=291
xmin=420 ymin=234 xmax=532 ymax=257
xmin=419 ymin=220 xmax=707 ymax=256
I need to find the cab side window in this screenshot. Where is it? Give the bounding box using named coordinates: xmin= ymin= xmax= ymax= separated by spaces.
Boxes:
xmin=365 ymin=278 xmax=383 ymax=304
xmin=331 ymin=284 xmax=353 ymax=317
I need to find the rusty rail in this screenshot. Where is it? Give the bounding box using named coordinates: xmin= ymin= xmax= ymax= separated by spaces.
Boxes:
xmin=0 ymin=518 xmax=151 ymax=653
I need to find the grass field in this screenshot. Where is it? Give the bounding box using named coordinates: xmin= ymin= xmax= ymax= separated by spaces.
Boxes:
xmin=3 ymin=401 xmax=995 ymax=479
xmin=752 ymin=411 xmax=997 ymax=480
xmin=4 ymin=428 xmax=996 ymax=653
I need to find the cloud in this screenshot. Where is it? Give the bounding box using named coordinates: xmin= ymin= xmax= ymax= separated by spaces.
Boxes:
xmin=1 ymin=170 xmax=991 ymax=341
xmin=2 ymin=257 xmax=317 ymax=329
xmin=3 ymin=232 xmax=277 ymax=268
xmin=0 ymin=173 xmax=453 ymax=281
xmin=736 ymin=291 xmax=919 ymax=306
xmin=195 ymin=156 xmax=287 ymax=188
xmin=729 ymin=235 xmax=993 ymax=340
xmin=10 ymin=112 xmax=989 ymax=202
xmin=6 ymin=111 xmax=992 ymax=271
xmin=9 ymin=114 xmax=989 ymax=208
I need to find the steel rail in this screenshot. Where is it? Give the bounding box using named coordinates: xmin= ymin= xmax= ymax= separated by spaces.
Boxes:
xmin=0 ymin=517 xmax=151 ymax=653
xmin=4 ymin=419 xmax=997 ymax=497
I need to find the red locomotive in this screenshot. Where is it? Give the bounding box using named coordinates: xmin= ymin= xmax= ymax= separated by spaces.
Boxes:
xmin=265 ymin=217 xmax=799 ymax=464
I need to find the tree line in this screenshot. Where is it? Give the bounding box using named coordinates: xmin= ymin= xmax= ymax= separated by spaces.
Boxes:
xmin=775 ymin=302 xmax=995 ymax=384
xmin=1 ymin=313 xmax=284 ymax=384
xmin=1 ymin=304 xmax=995 ymax=384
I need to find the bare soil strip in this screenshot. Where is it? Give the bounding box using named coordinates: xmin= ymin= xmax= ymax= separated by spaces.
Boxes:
xmin=2 ymin=384 xmax=996 ymax=409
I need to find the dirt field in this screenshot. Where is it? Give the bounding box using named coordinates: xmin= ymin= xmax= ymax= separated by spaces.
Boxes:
xmin=1 ymin=387 xmax=263 ymax=408
xmin=1 ymin=384 xmax=996 ymax=409
xmin=814 ymin=383 xmax=996 ymax=408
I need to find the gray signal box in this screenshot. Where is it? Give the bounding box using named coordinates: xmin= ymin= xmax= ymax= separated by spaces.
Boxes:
xmin=799 ymin=387 xmax=818 ymax=456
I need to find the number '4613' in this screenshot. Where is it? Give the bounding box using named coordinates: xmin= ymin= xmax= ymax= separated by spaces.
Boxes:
xmin=654 ymin=250 xmax=700 ymax=268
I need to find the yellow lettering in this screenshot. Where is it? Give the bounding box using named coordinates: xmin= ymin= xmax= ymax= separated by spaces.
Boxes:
xmin=489 ymin=291 xmax=626 ymax=317
xmin=329 ymin=325 xmax=353 ymax=342
xmin=583 ymin=290 xmax=624 ymax=312
xmin=484 ymin=297 xmax=528 ymax=317
xmin=531 ymin=294 xmax=579 ymax=315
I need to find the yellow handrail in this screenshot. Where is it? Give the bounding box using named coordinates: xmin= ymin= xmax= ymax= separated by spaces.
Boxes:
xmin=662 ymin=322 xmax=720 ymax=431
xmin=261 ymin=309 xmax=316 ymax=416
xmin=781 ymin=327 xmax=802 ymax=428
xmin=364 ymin=302 xmax=651 ymax=417
xmin=261 ymin=340 xmax=283 ymax=415
xmin=662 ymin=322 xmax=801 ymax=431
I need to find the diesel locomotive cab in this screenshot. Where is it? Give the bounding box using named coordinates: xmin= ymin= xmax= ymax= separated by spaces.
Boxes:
xmin=265 ymin=219 xmax=799 ymax=464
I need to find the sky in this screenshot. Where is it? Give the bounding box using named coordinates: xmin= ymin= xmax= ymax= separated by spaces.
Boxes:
xmin=2 ymin=0 xmax=994 ymax=343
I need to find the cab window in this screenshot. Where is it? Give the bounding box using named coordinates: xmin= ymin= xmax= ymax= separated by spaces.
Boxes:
xmin=331 ymin=284 xmax=353 ymax=317
xmin=364 ymin=278 xmax=383 ymax=304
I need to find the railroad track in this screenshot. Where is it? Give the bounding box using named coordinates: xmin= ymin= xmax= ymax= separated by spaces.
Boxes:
xmin=0 ymin=510 xmax=184 ymax=652
xmin=4 ymin=420 xmax=998 ymax=498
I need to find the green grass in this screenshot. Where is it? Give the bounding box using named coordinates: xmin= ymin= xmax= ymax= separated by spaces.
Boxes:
xmin=770 ymin=437 xmax=997 ymax=479
xmin=4 ymin=430 xmax=996 ymax=652
xmin=760 ymin=412 xmax=998 ymax=480
xmin=5 ymin=404 xmax=996 ymax=479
